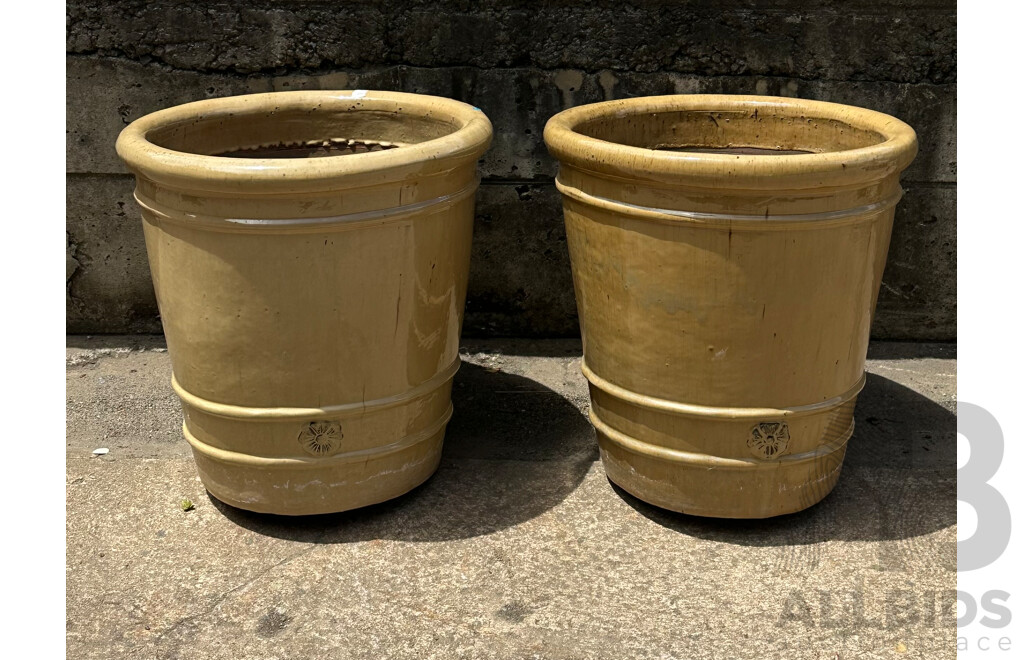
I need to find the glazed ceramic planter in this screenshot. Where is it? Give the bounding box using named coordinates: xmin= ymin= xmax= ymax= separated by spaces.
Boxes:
xmin=545 ymin=95 xmax=917 ymax=518
xmin=116 ymin=91 xmax=492 ymax=515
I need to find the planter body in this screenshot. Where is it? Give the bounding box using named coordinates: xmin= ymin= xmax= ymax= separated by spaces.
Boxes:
xmin=117 ymin=91 xmax=492 ymax=515
xmin=545 ymin=95 xmax=917 ymax=518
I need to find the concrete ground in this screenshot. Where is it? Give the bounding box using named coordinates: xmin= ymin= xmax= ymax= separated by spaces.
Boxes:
xmin=66 ymin=337 xmax=956 ymax=659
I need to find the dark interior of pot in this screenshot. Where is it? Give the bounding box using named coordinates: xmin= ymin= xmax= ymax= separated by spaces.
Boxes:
xmin=146 ymin=107 xmax=459 ymax=159
xmin=217 ymin=139 xmax=403 ymax=159
xmin=658 ymin=146 xmax=813 ymax=156
xmin=575 ymin=108 xmax=886 ymax=155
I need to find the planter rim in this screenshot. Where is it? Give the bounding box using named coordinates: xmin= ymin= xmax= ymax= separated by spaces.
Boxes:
xmin=543 ymin=94 xmax=917 ymax=191
xmin=116 ymin=90 xmax=493 ymax=195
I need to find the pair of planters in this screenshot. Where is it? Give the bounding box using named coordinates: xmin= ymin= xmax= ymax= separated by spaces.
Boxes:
xmin=116 ymin=91 xmax=916 ymax=519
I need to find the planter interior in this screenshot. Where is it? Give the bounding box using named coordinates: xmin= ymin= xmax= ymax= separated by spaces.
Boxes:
xmin=573 ymin=106 xmax=888 ymax=155
xmin=145 ymin=104 xmax=459 ymax=157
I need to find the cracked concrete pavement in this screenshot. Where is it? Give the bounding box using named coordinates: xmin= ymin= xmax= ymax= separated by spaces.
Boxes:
xmin=66 ymin=337 xmax=956 ymax=659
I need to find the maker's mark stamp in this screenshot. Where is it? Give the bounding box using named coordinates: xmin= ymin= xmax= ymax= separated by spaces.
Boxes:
xmin=298 ymin=421 xmax=343 ymax=456
xmin=748 ymin=422 xmax=790 ymax=459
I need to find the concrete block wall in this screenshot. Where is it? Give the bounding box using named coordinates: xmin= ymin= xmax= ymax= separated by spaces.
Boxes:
xmin=66 ymin=0 xmax=956 ymax=339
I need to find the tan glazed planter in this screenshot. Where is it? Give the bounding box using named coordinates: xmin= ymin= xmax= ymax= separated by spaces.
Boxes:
xmin=116 ymin=91 xmax=492 ymax=515
xmin=545 ymin=95 xmax=917 ymax=518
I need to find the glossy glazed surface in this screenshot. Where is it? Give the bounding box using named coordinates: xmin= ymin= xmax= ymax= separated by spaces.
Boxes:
xmin=117 ymin=90 xmax=492 ymax=514
xmin=545 ymin=95 xmax=916 ymax=518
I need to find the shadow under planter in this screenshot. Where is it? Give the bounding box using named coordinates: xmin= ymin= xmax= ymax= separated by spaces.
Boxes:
xmin=614 ymin=373 xmax=955 ymax=561
xmin=208 ymin=361 xmax=597 ymax=541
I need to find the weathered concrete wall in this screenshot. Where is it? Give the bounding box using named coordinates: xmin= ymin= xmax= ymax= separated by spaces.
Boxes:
xmin=67 ymin=0 xmax=956 ymax=339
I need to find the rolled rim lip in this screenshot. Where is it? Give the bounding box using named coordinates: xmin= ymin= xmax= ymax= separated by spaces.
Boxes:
xmin=115 ymin=90 xmax=493 ymax=194
xmin=543 ymin=94 xmax=918 ymax=190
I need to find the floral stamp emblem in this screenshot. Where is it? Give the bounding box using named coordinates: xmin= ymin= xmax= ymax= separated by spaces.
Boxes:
xmin=298 ymin=421 xmax=343 ymax=456
xmin=747 ymin=422 xmax=790 ymax=459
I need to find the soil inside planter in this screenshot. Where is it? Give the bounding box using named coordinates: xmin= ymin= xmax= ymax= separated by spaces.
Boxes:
xmin=656 ymin=146 xmax=813 ymax=156
xmin=216 ymin=140 xmax=404 ymax=159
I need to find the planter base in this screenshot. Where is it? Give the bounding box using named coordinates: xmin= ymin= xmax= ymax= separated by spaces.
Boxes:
xmin=187 ymin=423 xmax=447 ymax=516
xmin=588 ymin=378 xmax=858 ymax=518
xmin=599 ymin=439 xmax=847 ymax=519
xmin=175 ymin=359 xmax=458 ymax=516
xmin=596 ymin=416 xmax=850 ymax=518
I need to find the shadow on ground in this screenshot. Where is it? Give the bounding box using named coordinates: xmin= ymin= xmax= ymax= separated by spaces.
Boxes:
xmin=614 ymin=373 xmax=956 ymax=550
xmin=209 ymin=361 xmax=597 ymax=542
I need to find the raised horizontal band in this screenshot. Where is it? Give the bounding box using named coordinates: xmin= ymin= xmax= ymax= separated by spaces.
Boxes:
xmin=172 ymin=359 xmax=460 ymax=422
xmin=135 ymin=178 xmax=478 ymax=232
xmin=183 ymin=403 xmax=452 ymax=468
xmin=555 ymin=178 xmax=901 ymax=229
xmin=582 ymin=359 xmax=865 ymax=420
xmin=590 ymin=408 xmax=853 ymax=468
